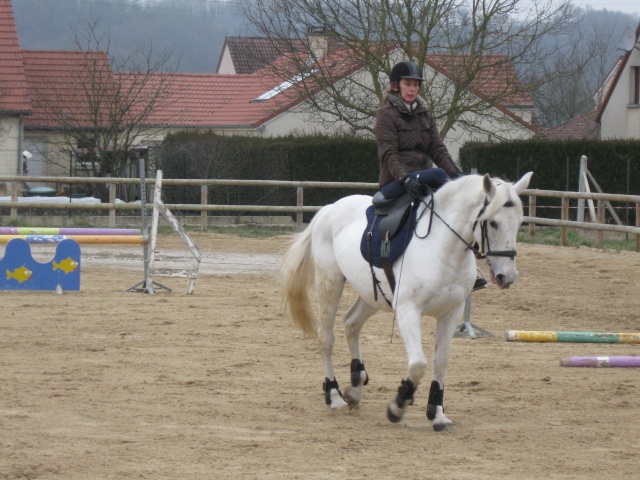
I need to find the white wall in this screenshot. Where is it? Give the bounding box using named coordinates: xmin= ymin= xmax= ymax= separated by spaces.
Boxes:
xmin=0 ymin=115 xmax=20 ymax=176
xmin=216 ymin=47 xmax=235 ymax=74
xmin=600 ymin=48 xmax=640 ymax=139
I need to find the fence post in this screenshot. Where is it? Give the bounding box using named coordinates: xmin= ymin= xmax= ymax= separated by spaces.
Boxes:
xmin=201 ymin=185 xmax=208 ymax=231
xmin=528 ymin=195 xmax=536 ymax=238
xmin=108 ymin=183 xmax=116 ymax=227
xmin=296 ymin=186 xmax=304 ymax=231
xmin=561 ymin=197 xmax=569 ymax=246
xmin=596 ymin=200 xmax=605 ymax=249
xmin=10 ymin=182 xmax=18 ymax=221
xmin=636 ymin=203 xmax=639 ymax=253
xmin=577 ymin=155 xmax=587 ymax=223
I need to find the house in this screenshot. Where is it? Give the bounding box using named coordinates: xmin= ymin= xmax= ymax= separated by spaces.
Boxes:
xmin=597 ymin=23 xmax=640 ymax=139
xmin=1 ymin=0 xmax=535 ymax=193
xmin=217 ymin=36 xmax=537 ymax=159
xmin=0 ymin=0 xmax=31 ymax=184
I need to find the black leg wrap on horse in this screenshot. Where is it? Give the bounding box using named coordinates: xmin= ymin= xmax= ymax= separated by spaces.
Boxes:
xmin=395 ymin=379 xmax=417 ymax=409
xmin=427 ymin=380 xmax=444 ymax=420
xmin=323 ymin=377 xmax=342 ymax=406
xmin=350 ymin=359 xmax=369 ymax=387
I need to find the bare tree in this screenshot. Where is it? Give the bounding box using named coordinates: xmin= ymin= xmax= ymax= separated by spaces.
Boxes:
xmin=29 ymin=14 xmax=179 ymax=190
xmin=531 ymin=11 xmax=628 ymax=128
xmin=241 ymin=0 xmax=587 ymax=137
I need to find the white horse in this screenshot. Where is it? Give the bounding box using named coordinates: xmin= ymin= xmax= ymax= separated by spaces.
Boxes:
xmin=280 ymin=172 xmax=532 ymax=431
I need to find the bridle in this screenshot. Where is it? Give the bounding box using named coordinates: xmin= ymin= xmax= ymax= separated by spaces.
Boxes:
xmin=417 ymin=194 xmax=518 ymax=261
xmin=471 ymin=198 xmax=518 ymax=261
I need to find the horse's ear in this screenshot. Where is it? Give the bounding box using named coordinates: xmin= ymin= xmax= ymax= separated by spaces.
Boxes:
xmin=483 ymin=174 xmax=495 ymax=197
xmin=514 ymin=172 xmax=533 ymax=195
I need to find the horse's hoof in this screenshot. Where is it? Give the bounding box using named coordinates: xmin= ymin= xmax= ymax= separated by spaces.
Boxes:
xmin=386 ymin=403 xmax=404 ymax=423
xmin=343 ymin=386 xmax=362 ymax=408
xmin=330 ymin=396 xmax=349 ymax=410
xmin=433 ymin=423 xmax=453 ymax=432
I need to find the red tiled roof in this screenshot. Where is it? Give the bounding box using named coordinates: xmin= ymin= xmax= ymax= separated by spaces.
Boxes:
xmin=22 ymin=50 xmax=112 ymax=128
xmin=20 ymin=49 xmax=296 ymax=130
xmin=226 ymin=37 xmax=533 ymax=112
xmin=0 ymin=0 xmax=31 ymax=113
xmin=218 ymin=37 xmax=288 ymax=74
xmin=426 ymin=53 xmax=532 ymax=106
xmin=537 ymin=110 xmax=599 ymax=140
xmin=140 ymin=72 xmax=289 ymax=127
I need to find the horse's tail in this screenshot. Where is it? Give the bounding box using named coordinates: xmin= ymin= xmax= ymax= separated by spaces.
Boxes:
xmin=280 ymin=211 xmax=323 ymax=338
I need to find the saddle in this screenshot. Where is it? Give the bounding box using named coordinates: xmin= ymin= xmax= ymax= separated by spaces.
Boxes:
xmin=360 ymin=192 xmax=418 ymax=304
xmin=371 ymin=191 xmax=413 ymax=239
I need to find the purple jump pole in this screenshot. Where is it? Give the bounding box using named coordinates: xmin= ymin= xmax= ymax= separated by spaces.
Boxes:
xmin=560 ymin=356 xmax=640 ymax=368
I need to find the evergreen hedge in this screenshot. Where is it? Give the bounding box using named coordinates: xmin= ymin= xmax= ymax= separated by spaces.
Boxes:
xmin=156 ymin=132 xmax=378 ymax=216
xmin=459 ymin=139 xmax=640 ymax=196
xmin=157 ymin=134 xmax=639 ymax=223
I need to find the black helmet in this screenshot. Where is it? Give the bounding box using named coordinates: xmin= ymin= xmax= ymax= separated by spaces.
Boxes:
xmin=389 ymin=61 xmax=423 ymax=83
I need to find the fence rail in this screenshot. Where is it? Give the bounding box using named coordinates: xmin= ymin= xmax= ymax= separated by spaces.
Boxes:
xmin=1 ymin=175 xmax=639 ymax=251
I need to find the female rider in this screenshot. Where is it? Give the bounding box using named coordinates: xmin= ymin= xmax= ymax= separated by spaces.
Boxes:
xmin=374 ymin=61 xmax=486 ymax=291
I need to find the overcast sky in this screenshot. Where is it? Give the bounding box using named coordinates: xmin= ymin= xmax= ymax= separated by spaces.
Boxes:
xmin=577 ymin=0 xmax=639 ymax=15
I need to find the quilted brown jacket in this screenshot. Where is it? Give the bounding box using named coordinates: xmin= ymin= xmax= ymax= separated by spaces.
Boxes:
xmin=374 ymin=93 xmax=461 ymax=186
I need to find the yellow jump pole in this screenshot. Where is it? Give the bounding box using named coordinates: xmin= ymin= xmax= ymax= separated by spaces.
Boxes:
xmin=0 ymin=235 xmax=147 ymax=245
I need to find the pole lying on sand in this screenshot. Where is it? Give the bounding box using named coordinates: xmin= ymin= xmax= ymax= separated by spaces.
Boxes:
xmin=560 ymin=356 xmax=640 ymax=367
xmin=504 ymin=330 xmax=640 ymax=344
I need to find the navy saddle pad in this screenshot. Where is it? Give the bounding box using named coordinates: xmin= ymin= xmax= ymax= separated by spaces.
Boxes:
xmin=359 ymin=204 xmax=417 ymax=268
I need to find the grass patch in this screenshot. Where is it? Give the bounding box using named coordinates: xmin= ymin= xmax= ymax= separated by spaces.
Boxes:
xmin=518 ymin=228 xmax=638 ymax=252
xmin=156 ymin=224 xmax=297 ymax=238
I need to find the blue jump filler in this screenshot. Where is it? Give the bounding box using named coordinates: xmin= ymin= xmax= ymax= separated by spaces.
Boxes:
xmin=1 ymin=238 xmax=81 ymax=291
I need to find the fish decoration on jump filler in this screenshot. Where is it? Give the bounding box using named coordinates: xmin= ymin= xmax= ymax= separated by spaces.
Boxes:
xmin=6 ymin=265 xmax=32 ymax=283
xmin=0 ymin=238 xmax=80 ymax=291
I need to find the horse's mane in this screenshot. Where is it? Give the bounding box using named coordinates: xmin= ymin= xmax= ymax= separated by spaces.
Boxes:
xmin=435 ymin=175 xmax=523 ymax=219
xmin=434 ymin=175 xmax=480 ymax=204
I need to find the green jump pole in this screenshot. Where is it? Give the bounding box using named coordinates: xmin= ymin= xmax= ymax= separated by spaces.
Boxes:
xmin=504 ymin=330 xmax=640 ymax=344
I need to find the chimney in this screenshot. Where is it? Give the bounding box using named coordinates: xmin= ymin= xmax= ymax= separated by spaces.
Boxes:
xmin=307 ymin=24 xmax=331 ymax=59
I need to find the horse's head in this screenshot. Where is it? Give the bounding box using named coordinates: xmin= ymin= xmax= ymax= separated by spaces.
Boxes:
xmin=475 ymin=172 xmax=533 ymax=289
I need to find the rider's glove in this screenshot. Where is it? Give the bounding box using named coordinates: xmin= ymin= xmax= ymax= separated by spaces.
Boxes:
xmin=402 ymin=176 xmax=423 ymax=202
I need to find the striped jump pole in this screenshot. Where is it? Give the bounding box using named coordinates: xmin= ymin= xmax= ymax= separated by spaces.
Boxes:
xmin=0 ymin=235 xmax=147 ymax=245
xmin=560 ymin=356 xmax=640 ymax=368
xmin=504 ymin=330 xmax=640 ymax=344
xmin=0 ymin=227 xmax=140 ymax=235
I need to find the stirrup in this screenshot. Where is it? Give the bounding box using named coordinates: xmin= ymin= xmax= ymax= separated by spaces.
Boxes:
xmin=472 ymin=268 xmax=487 ymax=291
xmin=472 ymin=277 xmax=488 ymax=291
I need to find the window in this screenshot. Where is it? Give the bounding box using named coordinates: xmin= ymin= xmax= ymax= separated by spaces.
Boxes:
xmin=631 ymin=66 xmax=640 ymax=105
xmin=251 ymin=69 xmax=318 ymax=102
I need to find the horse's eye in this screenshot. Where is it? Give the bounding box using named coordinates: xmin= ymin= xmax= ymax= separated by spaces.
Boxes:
xmin=489 ymin=220 xmax=498 ymax=229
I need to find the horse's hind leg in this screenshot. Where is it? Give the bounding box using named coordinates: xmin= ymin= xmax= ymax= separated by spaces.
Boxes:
xmin=342 ymin=297 xmax=377 ymax=407
xmin=317 ymin=271 xmax=348 ymax=409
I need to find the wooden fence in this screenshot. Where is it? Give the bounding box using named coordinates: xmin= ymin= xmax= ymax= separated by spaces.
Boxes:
xmin=1 ymin=175 xmax=639 ymax=251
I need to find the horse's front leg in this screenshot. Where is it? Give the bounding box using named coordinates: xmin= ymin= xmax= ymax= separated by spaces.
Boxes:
xmin=318 ymin=273 xmax=348 ymax=409
xmin=387 ymin=305 xmax=428 ymax=423
xmin=427 ymin=304 xmax=464 ymax=432
xmin=342 ymin=298 xmax=377 ymax=407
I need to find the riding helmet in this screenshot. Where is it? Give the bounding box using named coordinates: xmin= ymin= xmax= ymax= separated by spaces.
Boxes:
xmin=389 ymin=61 xmax=423 ymax=83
